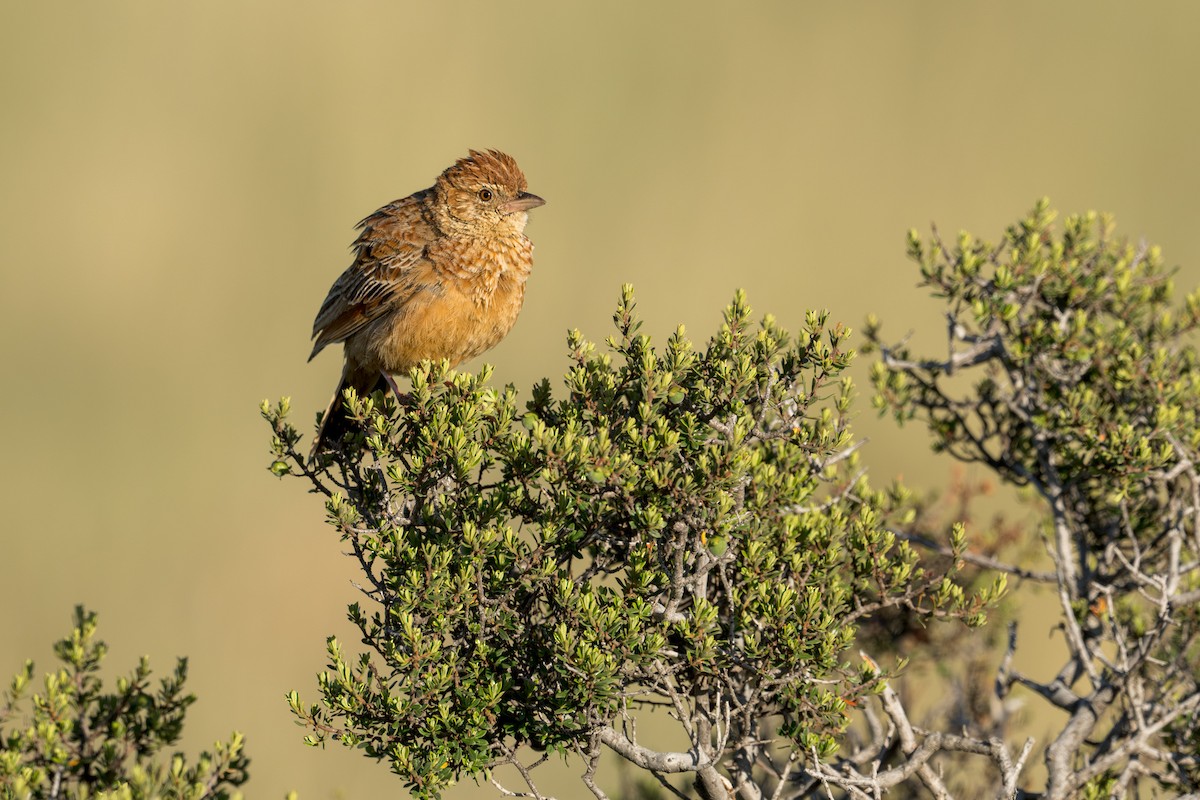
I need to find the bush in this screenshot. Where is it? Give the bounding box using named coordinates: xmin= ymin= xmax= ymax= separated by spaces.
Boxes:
xmin=265 ymin=289 xmax=995 ymax=799
xmin=0 ymin=608 xmax=254 ymax=800
xmin=865 ymin=199 xmax=1200 ymax=798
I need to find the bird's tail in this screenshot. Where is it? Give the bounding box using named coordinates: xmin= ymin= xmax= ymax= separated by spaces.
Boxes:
xmin=309 ymin=364 xmax=390 ymax=461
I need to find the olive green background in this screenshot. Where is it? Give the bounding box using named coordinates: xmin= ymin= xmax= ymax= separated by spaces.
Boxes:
xmin=3 ymin=3 xmax=1199 ymax=798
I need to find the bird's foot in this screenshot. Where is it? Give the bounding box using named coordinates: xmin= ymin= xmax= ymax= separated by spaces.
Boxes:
xmin=382 ymin=373 xmax=404 ymax=396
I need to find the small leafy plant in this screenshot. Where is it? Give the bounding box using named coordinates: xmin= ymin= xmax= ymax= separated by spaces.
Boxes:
xmin=0 ymin=607 xmax=255 ymax=800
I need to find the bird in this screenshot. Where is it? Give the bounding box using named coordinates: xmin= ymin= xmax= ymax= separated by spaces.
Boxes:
xmin=307 ymin=149 xmax=544 ymax=459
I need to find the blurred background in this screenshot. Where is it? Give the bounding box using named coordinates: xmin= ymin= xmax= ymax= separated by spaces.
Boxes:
xmin=2 ymin=2 xmax=1199 ymax=797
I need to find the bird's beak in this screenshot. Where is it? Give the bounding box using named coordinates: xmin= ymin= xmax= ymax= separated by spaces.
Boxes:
xmin=500 ymin=192 xmax=546 ymax=214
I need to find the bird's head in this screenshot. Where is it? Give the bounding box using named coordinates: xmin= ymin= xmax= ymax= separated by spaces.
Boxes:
xmin=433 ymin=149 xmax=545 ymax=237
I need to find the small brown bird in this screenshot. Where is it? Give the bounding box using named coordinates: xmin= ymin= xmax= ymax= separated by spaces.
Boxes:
xmin=308 ymin=149 xmax=544 ymax=457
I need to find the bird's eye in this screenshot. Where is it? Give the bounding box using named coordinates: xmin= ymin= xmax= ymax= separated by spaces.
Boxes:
xmin=478 ymin=188 xmax=493 ymax=202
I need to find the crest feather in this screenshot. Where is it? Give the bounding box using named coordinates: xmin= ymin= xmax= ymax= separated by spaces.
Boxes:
xmin=441 ymin=149 xmax=528 ymax=193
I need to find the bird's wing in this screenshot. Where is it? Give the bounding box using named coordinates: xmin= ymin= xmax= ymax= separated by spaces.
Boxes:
xmin=308 ymin=192 xmax=434 ymax=360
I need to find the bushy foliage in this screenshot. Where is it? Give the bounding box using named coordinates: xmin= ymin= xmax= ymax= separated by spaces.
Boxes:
xmin=0 ymin=608 xmax=253 ymax=800
xmin=264 ymin=289 xmax=995 ymax=799
xmin=866 ymin=199 xmax=1200 ymax=798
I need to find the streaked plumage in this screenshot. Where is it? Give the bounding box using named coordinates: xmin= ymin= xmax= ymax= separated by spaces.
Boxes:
xmin=309 ymin=150 xmax=544 ymax=458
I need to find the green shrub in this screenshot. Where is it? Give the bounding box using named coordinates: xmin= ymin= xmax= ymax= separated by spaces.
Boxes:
xmin=0 ymin=608 xmax=255 ymax=800
xmin=265 ymin=288 xmax=992 ymax=799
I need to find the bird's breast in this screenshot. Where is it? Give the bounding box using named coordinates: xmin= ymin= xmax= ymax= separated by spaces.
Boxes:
xmin=427 ymin=234 xmax=533 ymax=296
xmin=364 ymin=235 xmax=533 ymax=373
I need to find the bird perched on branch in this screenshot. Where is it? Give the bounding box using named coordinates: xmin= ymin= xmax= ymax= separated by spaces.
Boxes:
xmin=308 ymin=149 xmax=544 ymax=458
